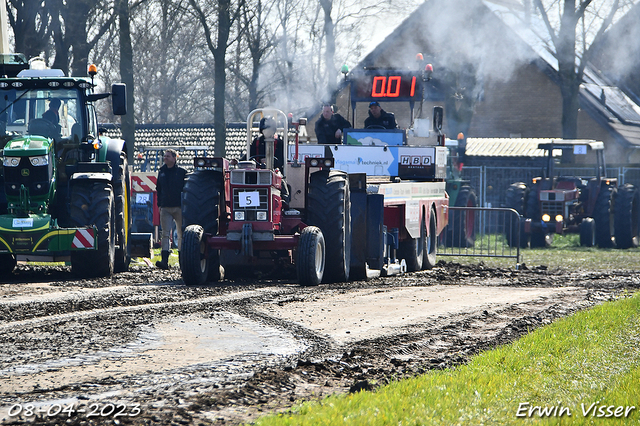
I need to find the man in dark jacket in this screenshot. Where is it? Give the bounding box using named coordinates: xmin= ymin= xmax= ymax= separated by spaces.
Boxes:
xmin=155 ymin=148 xmax=187 ymax=269
xmin=314 ymin=104 xmax=351 ymax=144
xmin=364 ymin=101 xmax=397 ymax=129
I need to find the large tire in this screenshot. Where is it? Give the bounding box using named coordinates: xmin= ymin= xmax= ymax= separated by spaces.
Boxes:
xmin=0 ymin=254 xmax=16 ymax=276
xmin=613 ymin=183 xmax=640 ymax=249
xmin=504 ymin=182 xmax=528 ymax=247
xmin=181 ymin=170 xmax=222 ymax=234
xmin=399 ymin=214 xmax=425 ymax=272
xmin=423 ymin=209 xmax=437 ymax=269
xmin=306 ymin=170 xmax=350 ymax=283
xmin=181 ymin=170 xmax=222 ymax=282
xmin=580 ymin=217 xmax=596 ymax=247
xmin=114 ymin=152 xmax=131 ymax=272
xmin=70 ymin=181 xmax=116 ymax=277
xmin=181 ymin=224 xmax=208 ymax=286
xmin=297 ymin=226 xmax=325 ymax=286
xmin=450 ymin=185 xmax=477 ymax=248
xmin=594 ymin=185 xmax=616 ymax=248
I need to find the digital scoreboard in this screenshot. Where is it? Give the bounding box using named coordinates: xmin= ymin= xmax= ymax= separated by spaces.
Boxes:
xmin=350 ymin=70 xmax=424 ymax=102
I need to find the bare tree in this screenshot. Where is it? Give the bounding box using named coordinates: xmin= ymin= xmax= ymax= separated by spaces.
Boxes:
xmin=189 ymin=0 xmax=244 ymax=157
xmin=118 ymin=0 xmax=135 ymax=160
xmin=532 ymin=0 xmax=637 ymax=138
xmin=7 ymin=0 xmax=50 ymax=60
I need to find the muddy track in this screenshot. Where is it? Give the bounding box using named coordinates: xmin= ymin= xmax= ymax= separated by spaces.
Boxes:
xmin=0 ymin=261 xmax=638 ymax=425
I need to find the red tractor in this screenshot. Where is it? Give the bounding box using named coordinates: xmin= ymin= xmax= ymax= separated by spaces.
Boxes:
xmin=179 ymin=108 xmax=449 ymax=285
xmin=505 ymin=140 xmax=640 ymax=248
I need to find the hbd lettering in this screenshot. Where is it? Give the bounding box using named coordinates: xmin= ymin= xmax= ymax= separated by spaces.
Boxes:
xmin=516 ymin=402 xmax=636 ymax=418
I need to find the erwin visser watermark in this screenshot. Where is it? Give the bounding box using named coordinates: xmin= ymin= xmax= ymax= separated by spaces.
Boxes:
xmin=516 ymin=402 xmax=636 ymax=418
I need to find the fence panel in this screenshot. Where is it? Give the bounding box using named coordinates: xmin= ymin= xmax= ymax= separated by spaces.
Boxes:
xmin=439 ymin=206 xmax=521 ymax=267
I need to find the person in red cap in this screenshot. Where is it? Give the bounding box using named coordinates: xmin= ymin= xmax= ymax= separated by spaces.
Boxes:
xmin=364 ymin=101 xmax=397 ymax=129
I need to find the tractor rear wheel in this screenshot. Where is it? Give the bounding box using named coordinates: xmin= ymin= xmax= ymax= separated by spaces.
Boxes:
xmin=450 ymin=185 xmax=477 ymax=247
xmin=504 ymin=182 xmax=528 ymax=247
xmin=399 ymin=215 xmax=425 ymax=272
xmin=0 ymin=254 xmax=16 ymax=276
xmin=181 ymin=225 xmax=208 ymax=286
xmin=181 ymin=170 xmax=222 ymax=282
xmin=182 ymin=170 xmax=222 ymax=234
xmin=594 ymin=185 xmax=616 ymax=248
xmin=297 ymin=226 xmax=325 ymax=286
xmin=613 ymin=183 xmax=640 ymax=249
xmin=70 ymin=181 xmax=116 ymax=277
xmin=114 ymin=152 xmax=131 ymax=272
xmin=307 ymin=170 xmax=350 ymax=283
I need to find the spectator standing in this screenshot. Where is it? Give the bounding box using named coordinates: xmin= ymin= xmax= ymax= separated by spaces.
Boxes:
xmin=364 ymin=101 xmax=397 ymax=129
xmin=155 ymin=149 xmax=187 ymax=269
xmin=314 ymin=104 xmax=351 ymax=144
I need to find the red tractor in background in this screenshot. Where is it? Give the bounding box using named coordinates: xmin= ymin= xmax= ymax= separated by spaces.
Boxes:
xmin=505 ymin=140 xmax=640 ymax=248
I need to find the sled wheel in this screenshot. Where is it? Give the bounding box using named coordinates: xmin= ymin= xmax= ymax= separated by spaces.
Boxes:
xmin=423 ymin=209 xmax=437 ymax=269
xmin=580 ymin=217 xmax=596 ymax=247
xmin=297 ymin=226 xmax=325 ymax=286
xmin=400 ymin=214 xmax=425 ymax=272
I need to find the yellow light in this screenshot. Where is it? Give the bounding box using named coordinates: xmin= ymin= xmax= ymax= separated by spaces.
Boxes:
xmin=93 ymin=142 xmax=101 ymax=150
xmin=88 ymin=64 xmax=98 ymax=75
xmin=542 ymin=214 xmax=551 ymax=222
xmin=555 ymin=214 xmax=563 ymax=222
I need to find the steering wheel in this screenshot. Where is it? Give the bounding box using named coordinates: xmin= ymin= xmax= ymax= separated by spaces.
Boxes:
xmin=366 ymin=125 xmax=386 ymax=130
xmin=249 ymin=155 xmax=280 ymax=169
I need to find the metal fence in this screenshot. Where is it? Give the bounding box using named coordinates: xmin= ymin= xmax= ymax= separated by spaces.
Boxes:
xmin=438 ymin=206 xmax=522 ymax=267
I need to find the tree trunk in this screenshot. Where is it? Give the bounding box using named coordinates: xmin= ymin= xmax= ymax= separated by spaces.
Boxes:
xmin=213 ymin=0 xmax=231 ymax=158
xmin=319 ymin=0 xmax=336 ymax=102
xmin=118 ymin=0 xmax=136 ymax=162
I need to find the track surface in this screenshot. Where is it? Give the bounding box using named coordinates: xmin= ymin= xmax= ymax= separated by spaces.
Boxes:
xmin=0 ymin=261 xmax=637 ymax=425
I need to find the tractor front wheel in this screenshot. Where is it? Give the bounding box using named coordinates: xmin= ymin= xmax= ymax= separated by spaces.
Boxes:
xmin=70 ymin=181 xmax=116 ymax=277
xmin=181 ymin=225 xmax=209 ymax=286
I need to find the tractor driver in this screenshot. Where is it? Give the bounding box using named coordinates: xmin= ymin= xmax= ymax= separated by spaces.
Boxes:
xmin=241 ymin=116 xmax=285 ymax=170
xmin=235 ymin=117 xmax=290 ymax=204
xmin=364 ymin=101 xmax=397 ymax=129
xmin=41 ymin=98 xmax=63 ymax=138
xmin=314 ymin=103 xmax=351 ymax=144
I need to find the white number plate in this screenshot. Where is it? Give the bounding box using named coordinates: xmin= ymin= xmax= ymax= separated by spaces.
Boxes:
xmin=239 ymin=191 xmax=260 ymax=207
xmin=13 ymin=218 xmax=33 ymax=228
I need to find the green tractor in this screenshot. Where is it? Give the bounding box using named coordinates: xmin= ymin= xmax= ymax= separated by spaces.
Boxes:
xmin=0 ymin=55 xmax=132 ymax=277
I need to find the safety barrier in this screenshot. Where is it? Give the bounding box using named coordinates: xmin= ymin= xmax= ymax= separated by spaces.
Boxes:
xmin=439 ymin=206 xmax=522 ymax=268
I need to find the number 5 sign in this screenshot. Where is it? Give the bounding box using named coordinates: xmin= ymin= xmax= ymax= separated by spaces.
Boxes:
xmin=239 ymin=191 xmax=260 ymax=207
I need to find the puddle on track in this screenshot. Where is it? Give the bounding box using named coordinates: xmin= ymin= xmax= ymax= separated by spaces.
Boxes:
xmin=0 ymin=311 xmax=305 ymax=394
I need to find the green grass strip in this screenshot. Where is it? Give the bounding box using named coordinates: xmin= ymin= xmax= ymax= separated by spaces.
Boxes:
xmin=252 ymin=293 xmax=640 ymax=425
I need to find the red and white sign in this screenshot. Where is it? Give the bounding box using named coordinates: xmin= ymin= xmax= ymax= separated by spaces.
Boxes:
xmin=72 ymin=229 xmax=95 ymax=249
xmin=131 ymin=173 xmax=157 ymax=193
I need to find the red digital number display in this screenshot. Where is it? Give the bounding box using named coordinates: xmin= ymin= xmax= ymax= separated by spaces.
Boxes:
xmin=351 ymin=71 xmax=422 ymax=102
